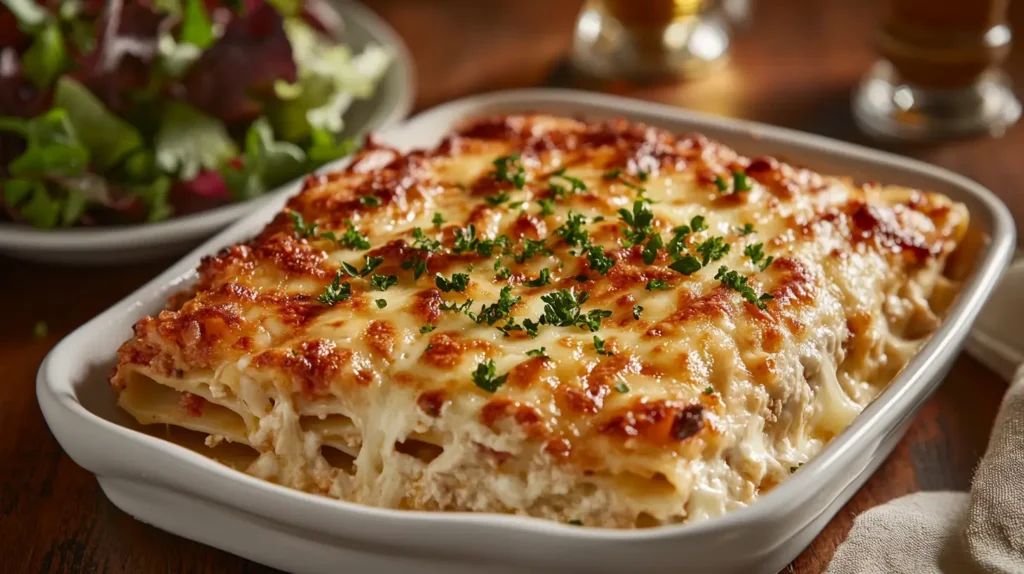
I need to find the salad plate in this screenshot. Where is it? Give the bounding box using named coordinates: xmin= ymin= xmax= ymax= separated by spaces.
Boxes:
xmin=0 ymin=0 xmax=413 ymax=265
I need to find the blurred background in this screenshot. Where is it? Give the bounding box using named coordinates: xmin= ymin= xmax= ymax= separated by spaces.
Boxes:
xmin=366 ymin=0 xmax=1024 ymax=230
xmin=1 ymin=1 xmax=1022 ymax=573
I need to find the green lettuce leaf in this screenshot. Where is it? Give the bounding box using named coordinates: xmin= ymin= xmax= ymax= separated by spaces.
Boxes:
xmin=221 ymin=117 xmax=306 ymax=200
xmin=180 ymin=0 xmax=214 ymax=48
xmin=269 ymin=18 xmax=391 ymax=141
xmin=155 ymin=101 xmax=238 ymax=180
xmin=22 ymin=22 xmax=68 ymax=89
xmin=2 ymin=0 xmax=49 ymax=29
xmin=0 ymin=109 xmax=89 ymax=178
xmin=306 ymin=127 xmax=354 ymax=166
xmin=129 ymin=176 xmax=174 ymax=223
xmin=53 ymin=77 xmax=144 ymax=173
xmin=6 ymin=179 xmax=61 ymax=228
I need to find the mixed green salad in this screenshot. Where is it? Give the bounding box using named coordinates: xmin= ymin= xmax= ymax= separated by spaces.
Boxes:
xmin=0 ymin=0 xmax=390 ymax=229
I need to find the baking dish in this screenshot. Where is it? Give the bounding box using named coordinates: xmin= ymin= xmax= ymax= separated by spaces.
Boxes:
xmin=37 ymin=89 xmax=1015 ymax=574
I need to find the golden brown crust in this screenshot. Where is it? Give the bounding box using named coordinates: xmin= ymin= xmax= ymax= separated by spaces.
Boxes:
xmin=110 ymin=113 xmax=969 ymax=527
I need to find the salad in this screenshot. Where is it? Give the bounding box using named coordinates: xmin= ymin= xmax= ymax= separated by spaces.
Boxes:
xmin=0 ymin=0 xmax=391 ymax=229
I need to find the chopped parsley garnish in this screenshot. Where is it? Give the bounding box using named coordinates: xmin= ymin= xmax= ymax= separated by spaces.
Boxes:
xmin=667 ymin=215 xmax=707 ymax=259
xmin=420 ymin=325 xmax=436 ymax=333
xmin=744 ymin=242 xmax=774 ymax=271
xmin=497 ymin=316 xmax=539 ymax=338
xmin=715 ymin=171 xmax=752 ymax=194
xmin=524 ymin=268 xmax=552 ymax=287
xmin=359 ymin=194 xmax=382 ymax=207
xmin=602 ymin=169 xmax=623 ymax=180
xmin=335 ymin=220 xmax=371 ymax=250
xmin=549 ymin=168 xmax=587 ymax=198
xmin=472 ymin=359 xmax=508 ymax=393
xmin=555 ymin=211 xmax=591 ymax=250
xmin=738 ymin=223 xmax=755 ymax=235
xmin=432 ymin=212 xmax=445 ymax=228
xmin=474 ymin=286 xmax=521 ymax=325
xmin=669 ymin=255 xmax=702 ymax=275
xmin=371 ymin=274 xmax=398 ymax=291
xmin=646 ymin=279 xmax=671 ymax=291
xmin=435 ymin=272 xmax=470 ymax=293
xmin=537 ymin=198 xmax=555 ymax=216
xmin=492 ymin=154 xmax=526 ymax=189
xmin=375 ymin=299 xmax=387 ymax=309
xmin=451 ymin=225 xmax=512 ymax=257
xmin=288 ymin=211 xmax=318 ymax=239
xmin=575 ymin=274 xmax=589 ymax=282
xmin=593 ymin=336 xmax=612 ymax=356
xmin=514 ymin=238 xmax=552 ymax=263
xmin=526 ymin=347 xmax=548 ymax=358
xmin=714 ymin=265 xmax=774 ymax=310
xmin=401 ymin=258 xmax=429 ymax=280
xmin=538 ymin=288 xmax=611 ymax=332
xmin=341 ymin=255 xmax=383 ymax=278
xmin=493 ymin=258 xmax=511 ymax=280
xmin=484 ymin=190 xmax=510 ymax=206
xmin=632 ymin=305 xmax=643 ymax=319
xmin=586 ymin=245 xmax=616 ymax=275
xmin=614 ymin=381 xmax=630 ymax=393
xmin=642 ymin=234 xmax=663 ymax=265
xmin=694 ymin=236 xmax=730 ymax=266
xmin=618 ymin=199 xmax=654 ymax=246
xmin=733 ymin=171 xmax=752 ymax=192
xmin=440 ymin=298 xmax=475 ymax=315
xmin=690 ymin=215 xmax=708 ymax=233
xmin=317 ymin=272 xmax=351 ymax=305
xmin=704 ymin=386 xmax=715 ymax=395
xmin=411 ymin=227 xmax=442 ymax=252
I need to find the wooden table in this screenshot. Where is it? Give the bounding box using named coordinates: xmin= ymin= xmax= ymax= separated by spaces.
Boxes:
xmin=1 ymin=0 xmax=1019 ymax=572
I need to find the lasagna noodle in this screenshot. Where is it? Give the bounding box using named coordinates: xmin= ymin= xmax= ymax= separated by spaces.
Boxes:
xmin=111 ymin=113 xmax=970 ymax=528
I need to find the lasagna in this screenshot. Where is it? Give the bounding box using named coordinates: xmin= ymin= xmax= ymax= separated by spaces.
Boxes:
xmin=111 ymin=114 xmax=969 ymax=528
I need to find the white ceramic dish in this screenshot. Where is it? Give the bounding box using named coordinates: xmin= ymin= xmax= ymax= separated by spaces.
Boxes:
xmin=0 ymin=0 xmax=414 ymax=266
xmin=38 ymin=89 xmax=1015 ymax=574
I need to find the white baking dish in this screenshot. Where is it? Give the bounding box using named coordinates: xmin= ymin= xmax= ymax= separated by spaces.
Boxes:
xmin=37 ymin=89 xmax=1015 ymax=574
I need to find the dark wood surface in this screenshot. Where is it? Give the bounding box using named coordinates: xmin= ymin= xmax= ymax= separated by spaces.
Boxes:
xmin=1 ymin=0 xmax=1019 ymax=572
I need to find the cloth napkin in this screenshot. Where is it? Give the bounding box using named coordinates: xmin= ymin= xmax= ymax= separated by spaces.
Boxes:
xmin=827 ymin=363 xmax=1024 ymax=573
xmin=827 ymin=258 xmax=1024 ymax=573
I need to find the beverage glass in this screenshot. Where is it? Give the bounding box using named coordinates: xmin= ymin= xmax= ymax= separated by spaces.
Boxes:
xmin=853 ymin=0 xmax=1021 ymax=140
xmin=571 ymin=0 xmax=730 ymax=82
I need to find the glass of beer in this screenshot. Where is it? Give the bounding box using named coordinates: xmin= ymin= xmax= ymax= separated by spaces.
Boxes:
xmin=853 ymin=0 xmax=1021 ymax=140
xmin=571 ymin=0 xmax=731 ymax=82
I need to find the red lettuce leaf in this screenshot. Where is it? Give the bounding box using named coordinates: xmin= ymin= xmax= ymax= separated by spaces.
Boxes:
xmin=70 ymin=0 xmax=166 ymax=115
xmin=182 ymin=2 xmax=296 ymax=126
xmin=170 ymin=168 xmax=231 ymax=215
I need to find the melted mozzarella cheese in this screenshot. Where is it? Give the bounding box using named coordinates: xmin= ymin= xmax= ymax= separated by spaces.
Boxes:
xmin=111 ymin=114 xmax=969 ymax=528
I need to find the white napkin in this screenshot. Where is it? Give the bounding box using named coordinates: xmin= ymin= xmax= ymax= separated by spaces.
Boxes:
xmin=827 ymin=364 xmax=1024 ymax=573
xmin=828 ymin=259 xmax=1024 ymax=573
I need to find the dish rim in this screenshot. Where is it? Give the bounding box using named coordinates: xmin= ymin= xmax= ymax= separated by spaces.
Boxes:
xmin=0 ymin=0 xmax=415 ymax=254
xmin=38 ymin=88 xmax=1016 ymax=545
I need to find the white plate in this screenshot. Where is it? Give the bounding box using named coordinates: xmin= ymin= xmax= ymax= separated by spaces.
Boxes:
xmin=37 ymin=89 xmax=1015 ymax=574
xmin=0 ymin=0 xmax=414 ymax=266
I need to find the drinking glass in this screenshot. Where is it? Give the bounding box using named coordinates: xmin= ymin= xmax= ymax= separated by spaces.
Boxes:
xmin=853 ymin=0 xmax=1021 ymax=140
